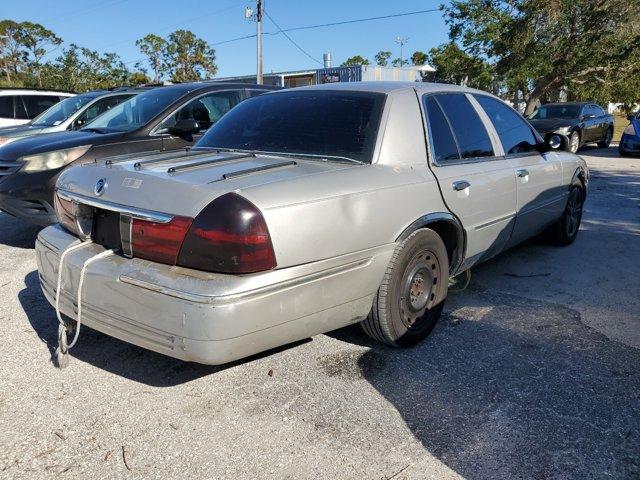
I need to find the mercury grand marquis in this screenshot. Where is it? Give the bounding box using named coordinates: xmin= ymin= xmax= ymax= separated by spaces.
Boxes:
xmin=35 ymin=82 xmax=588 ymax=365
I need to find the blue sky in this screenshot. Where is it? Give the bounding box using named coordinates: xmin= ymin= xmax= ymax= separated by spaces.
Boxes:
xmin=3 ymin=0 xmax=450 ymax=77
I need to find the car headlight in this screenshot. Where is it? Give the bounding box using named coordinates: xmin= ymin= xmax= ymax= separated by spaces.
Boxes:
xmin=554 ymin=126 xmax=572 ymax=136
xmin=20 ymin=145 xmax=91 ymax=173
xmin=624 ymin=124 xmax=636 ymax=136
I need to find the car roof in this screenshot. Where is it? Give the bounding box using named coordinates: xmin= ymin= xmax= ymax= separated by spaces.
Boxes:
xmin=150 ymin=81 xmax=277 ymax=96
xmin=273 ymin=81 xmax=488 ymax=96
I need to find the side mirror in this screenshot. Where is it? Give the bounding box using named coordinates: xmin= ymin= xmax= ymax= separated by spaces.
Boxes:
xmin=582 ymin=114 xmax=596 ymax=120
xmin=168 ymin=118 xmax=200 ymax=136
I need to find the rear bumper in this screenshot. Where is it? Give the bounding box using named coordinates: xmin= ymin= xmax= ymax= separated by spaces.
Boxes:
xmin=36 ymin=225 xmax=393 ymax=364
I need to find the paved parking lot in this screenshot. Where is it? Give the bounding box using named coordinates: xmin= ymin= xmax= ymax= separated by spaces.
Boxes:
xmin=0 ymin=147 xmax=638 ymax=479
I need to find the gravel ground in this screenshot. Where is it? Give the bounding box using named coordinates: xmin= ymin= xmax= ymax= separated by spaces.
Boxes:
xmin=0 ymin=147 xmax=638 ymax=479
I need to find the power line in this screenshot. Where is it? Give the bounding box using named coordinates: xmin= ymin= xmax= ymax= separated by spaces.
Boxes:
xmin=268 ymin=8 xmax=441 ymax=34
xmin=125 ymin=7 xmax=441 ymax=68
xmin=264 ymin=10 xmax=323 ymax=65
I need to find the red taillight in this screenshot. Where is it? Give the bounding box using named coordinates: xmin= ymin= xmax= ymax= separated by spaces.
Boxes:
xmin=177 ymin=192 xmax=276 ymax=274
xmin=54 ymin=192 xmax=79 ymax=236
xmin=132 ymin=216 xmax=192 ymax=265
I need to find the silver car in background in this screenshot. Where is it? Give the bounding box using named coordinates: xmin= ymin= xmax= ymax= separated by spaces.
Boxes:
xmin=0 ymin=89 xmax=145 ymax=147
xmin=36 ymin=82 xmax=588 ymax=365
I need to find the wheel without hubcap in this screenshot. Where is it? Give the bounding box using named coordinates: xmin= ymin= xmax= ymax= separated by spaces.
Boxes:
xmin=362 ymin=228 xmax=449 ymax=347
xmin=545 ymin=185 xmax=583 ymax=246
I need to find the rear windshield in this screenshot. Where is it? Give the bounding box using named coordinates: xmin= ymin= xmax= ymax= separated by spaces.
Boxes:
xmin=31 ymin=94 xmax=95 ymax=127
xmin=195 ymin=90 xmax=386 ymax=163
xmin=82 ymin=88 xmax=185 ymax=132
xmin=529 ymin=105 xmax=580 ymax=120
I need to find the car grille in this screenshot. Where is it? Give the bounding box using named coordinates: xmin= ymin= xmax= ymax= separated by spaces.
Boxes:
xmin=0 ymin=160 xmax=21 ymax=181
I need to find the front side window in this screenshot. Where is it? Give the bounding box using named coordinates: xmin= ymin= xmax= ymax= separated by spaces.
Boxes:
xmin=196 ymin=90 xmax=386 ymax=163
xmin=161 ymin=91 xmax=242 ymax=133
xmin=433 ymin=93 xmax=494 ymax=159
xmin=475 ymin=95 xmax=538 ymax=155
xmin=72 ymin=94 xmax=134 ymax=130
xmin=31 ymin=94 xmax=95 ymax=127
xmin=21 ymin=95 xmax=59 ymax=118
xmin=530 ymin=105 xmax=580 ymax=120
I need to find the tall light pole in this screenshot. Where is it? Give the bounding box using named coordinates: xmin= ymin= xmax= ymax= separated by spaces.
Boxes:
xmin=395 ymin=36 xmax=409 ymax=67
xmin=256 ymin=0 xmax=264 ymax=84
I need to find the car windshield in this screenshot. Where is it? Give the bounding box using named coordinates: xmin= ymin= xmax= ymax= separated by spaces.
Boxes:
xmin=30 ymin=94 xmax=95 ymax=127
xmin=195 ymin=90 xmax=386 ymax=163
xmin=82 ymin=88 xmax=184 ymax=132
xmin=529 ymin=105 xmax=581 ymax=120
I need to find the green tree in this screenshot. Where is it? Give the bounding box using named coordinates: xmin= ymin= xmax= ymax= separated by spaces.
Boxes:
xmin=0 ymin=20 xmax=25 ymax=83
xmin=136 ymin=33 xmax=167 ymax=82
xmin=164 ymin=30 xmax=217 ymax=82
xmin=427 ymin=42 xmax=495 ymax=91
xmin=20 ymin=22 xmax=62 ymax=87
xmin=40 ymin=44 xmax=129 ymax=91
xmin=341 ymin=55 xmax=369 ymax=67
xmin=374 ymin=51 xmax=391 ymax=67
xmin=391 ymin=57 xmax=409 ymax=68
xmin=444 ymin=0 xmax=640 ymax=114
xmin=410 ymin=51 xmax=428 ymax=66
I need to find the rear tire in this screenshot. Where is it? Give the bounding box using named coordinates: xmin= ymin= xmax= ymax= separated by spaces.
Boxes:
xmin=362 ymin=229 xmax=449 ymax=347
xmin=546 ymin=185 xmax=584 ymax=246
xmin=598 ymin=128 xmax=613 ymax=148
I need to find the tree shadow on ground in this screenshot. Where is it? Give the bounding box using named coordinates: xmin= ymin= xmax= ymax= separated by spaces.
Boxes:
xmin=330 ymin=289 xmax=640 ymax=479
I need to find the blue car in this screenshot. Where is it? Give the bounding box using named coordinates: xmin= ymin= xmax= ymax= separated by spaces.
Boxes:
xmin=619 ymin=112 xmax=640 ymax=156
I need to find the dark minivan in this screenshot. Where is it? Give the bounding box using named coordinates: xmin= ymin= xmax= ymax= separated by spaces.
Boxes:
xmin=0 ymin=82 xmax=276 ymax=225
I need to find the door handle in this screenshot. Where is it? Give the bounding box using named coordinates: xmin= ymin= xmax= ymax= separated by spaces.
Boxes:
xmin=452 ymin=180 xmax=470 ymax=191
xmin=516 ymin=169 xmax=529 ymax=178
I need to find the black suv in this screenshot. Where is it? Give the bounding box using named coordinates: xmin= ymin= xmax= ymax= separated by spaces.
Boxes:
xmin=0 ymin=82 xmax=277 ymax=225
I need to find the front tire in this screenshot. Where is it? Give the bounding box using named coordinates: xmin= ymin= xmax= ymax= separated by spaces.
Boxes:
xmin=547 ymin=185 xmax=584 ymax=246
xmin=598 ymin=128 xmax=613 ymax=148
xmin=362 ymin=229 xmax=449 ymax=347
xmin=567 ymin=131 xmax=581 ymax=153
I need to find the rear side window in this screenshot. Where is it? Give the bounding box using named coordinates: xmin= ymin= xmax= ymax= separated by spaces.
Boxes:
xmin=424 ymin=96 xmax=460 ymax=162
xmin=21 ymin=95 xmax=60 ymax=118
xmin=474 ymin=95 xmax=538 ymax=155
xmin=0 ymin=96 xmax=13 ymax=118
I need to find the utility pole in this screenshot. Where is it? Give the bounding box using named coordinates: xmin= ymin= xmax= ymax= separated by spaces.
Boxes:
xmin=256 ymin=0 xmax=263 ymax=84
xmin=395 ymin=36 xmax=409 ymax=67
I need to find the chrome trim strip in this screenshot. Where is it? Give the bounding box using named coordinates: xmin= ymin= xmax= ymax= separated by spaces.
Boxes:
xmin=57 ymin=190 xmax=173 ymax=223
xmin=119 ymin=256 xmax=373 ymax=306
xmin=134 ymin=149 xmax=212 ymax=169
xmin=222 ymin=160 xmax=297 ymax=180
xmin=167 ymin=153 xmax=254 ymax=174
xmin=119 ymin=214 xmax=133 ymax=257
xmin=0 ymin=161 xmax=19 ymax=167
xmin=474 ymin=213 xmax=515 ymax=230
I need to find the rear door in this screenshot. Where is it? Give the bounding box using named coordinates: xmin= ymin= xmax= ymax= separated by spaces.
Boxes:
xmin=474 ymin=94 xmax=564 ymax=245
xmin=422 ymin=92 xmax=517 ymax=268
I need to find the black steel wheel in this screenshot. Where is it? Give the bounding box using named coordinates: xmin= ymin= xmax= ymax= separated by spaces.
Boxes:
xmin=362 ymin=228 xmax=449 ymax=347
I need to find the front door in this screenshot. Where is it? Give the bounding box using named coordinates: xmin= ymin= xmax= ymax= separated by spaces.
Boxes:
xmin=155 ymin=89 xmax=244 ymax=151
xmin=422 ymin=92 xmax=517 ymax=268
xmin=472 ymin=94 xmax=564 ymax=246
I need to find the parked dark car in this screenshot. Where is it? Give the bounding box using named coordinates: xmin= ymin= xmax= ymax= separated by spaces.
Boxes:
xmin=619 ymin=112 xmax=640 ymax=157
xmin=0 ymin=82 xmax=277 ymax=225
xmin=528 ymin=102 xmax=614 ymax=153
